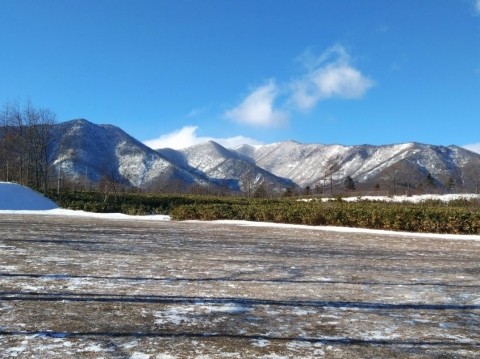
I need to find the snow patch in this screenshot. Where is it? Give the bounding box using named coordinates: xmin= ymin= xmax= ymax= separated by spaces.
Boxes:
xmin=0 ymin=181 xmax=170 ymax=220
xmin=0 ymin=182 xmax=58 ymax=210
xmin=303 ymin=193 xmax=480 ymax=204
xmin=154 ymin=302 xmax=251 ymax=326
xmin=251 ymin=338 xmax=270 ymax=347
xmin=84 ymin=343 xmax=108 ymax=352
xmin=203 ymin=220 xmax=480 ymax=241
xmin=130 ymin=352 xmax=152 ymax=359
xmin=0 ymin=207 xmax=170 ymax=221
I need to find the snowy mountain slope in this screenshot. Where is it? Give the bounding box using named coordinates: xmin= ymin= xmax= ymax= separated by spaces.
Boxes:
xmin=161 ymin=141 xmax=295 ymax=192
xmin=235 ymin=141 xmax=480 ymax=189
xmin=43 ymin=119 xmax=480 ymax=192
xmin=235 ymin=141 xmax=413 ymax=186
xmin=49 ymin=119 xmax=204 ymax=189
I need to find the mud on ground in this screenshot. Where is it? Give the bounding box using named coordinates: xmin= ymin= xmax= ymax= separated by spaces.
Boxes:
xmin=0 ymin=214 xmax=479 ymax=358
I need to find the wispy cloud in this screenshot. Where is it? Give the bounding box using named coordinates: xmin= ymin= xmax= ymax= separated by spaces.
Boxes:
xmin=224 ymin=45 xmax=374 ymax=127
xmin=186 ymin=107 xmax=207 ymax=118
xmin=143 ymin=125 xmax=262 ymax=150
xmin=224 ymin=80 xmax=289 ymax=127
xmin=290 ymin=45 xmax=374 ymax=111
xmin=463 ymin=143 xmax=480 ymax=154
xmin=476 ymin=0 xmax=480 ymax=14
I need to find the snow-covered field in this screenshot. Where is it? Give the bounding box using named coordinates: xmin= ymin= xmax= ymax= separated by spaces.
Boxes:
xmin=299 ymin=193 xmax=480 ymax=203
xmin=0 ymin=181 xmax=171 ymax=221
xmin=1 ymin=183 xmax=480 ymax=357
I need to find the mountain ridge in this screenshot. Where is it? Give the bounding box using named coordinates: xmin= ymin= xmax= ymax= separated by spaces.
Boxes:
xmin=46 ymin=119 xmax=480 ymax=194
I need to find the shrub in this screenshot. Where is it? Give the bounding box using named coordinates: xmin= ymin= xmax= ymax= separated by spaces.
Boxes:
xmin=46 ymin=190 xmax=480 ymax=235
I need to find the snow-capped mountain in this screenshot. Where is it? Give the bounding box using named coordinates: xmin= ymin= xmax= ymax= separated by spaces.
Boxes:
xmin=47 ymin=119 xmax=480 ymax=193
xmin=49 ymin=119 xmax=293 ymax=193
xmin=159 ymin=141 xmax=295 ymax=192
xmin=49 ymin=119 xmax=206 ymax=190
xmin=235 ymin=141 xmax=480 ymax=191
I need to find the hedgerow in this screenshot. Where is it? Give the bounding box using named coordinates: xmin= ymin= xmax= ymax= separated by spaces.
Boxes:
xmin=46 ymin=190 xmax=251 ymax=215
xmin=46 ymin=191 xmax=480 ymax=234
xmin=170 ymin=200 xmax=480 ymax=234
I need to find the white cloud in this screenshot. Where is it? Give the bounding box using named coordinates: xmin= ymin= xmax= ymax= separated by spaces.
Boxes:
xmin=463 ymin=143 xmax=480 ymax=154
xmin=290 ymin=45 xmax=374 ymax=111
xmin=224 ymin=45 xmax=374 ymax=127
xmin=476 ymin=0 xmax=480 ymax=14
xmin=143 ymin=125 xmax=262 ymax=150
xmin=224 ymin=80 xmax=289 ymax=127
xmin=215 ymin=135 xmax=263 ymax=149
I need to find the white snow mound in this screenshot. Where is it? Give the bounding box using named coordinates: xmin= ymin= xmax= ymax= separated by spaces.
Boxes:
xmin=0 ymin=182 xmax=58 ymax=210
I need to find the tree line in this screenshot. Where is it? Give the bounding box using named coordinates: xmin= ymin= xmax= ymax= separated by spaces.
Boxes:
xmin=0 ymin=101 xmax=56 ymax=192
xmin=1 ymin=100 xmax=479 ymax=197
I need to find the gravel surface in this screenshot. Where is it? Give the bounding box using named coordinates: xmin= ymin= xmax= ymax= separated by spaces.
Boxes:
xmin=1 ymin=214 xmax=479 ymax=358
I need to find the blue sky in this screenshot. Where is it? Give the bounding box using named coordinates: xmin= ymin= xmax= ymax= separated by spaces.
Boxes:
xmin=1 ymin=1 xmax=479 ymax=151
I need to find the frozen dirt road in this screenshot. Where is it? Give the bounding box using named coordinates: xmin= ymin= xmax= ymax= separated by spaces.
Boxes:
xmin=0 ymin=214 xmax=479 ymax=358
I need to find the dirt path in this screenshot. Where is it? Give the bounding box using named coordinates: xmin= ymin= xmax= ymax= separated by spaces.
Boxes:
xmin=1 ymin=214 xmax=479 ymax=358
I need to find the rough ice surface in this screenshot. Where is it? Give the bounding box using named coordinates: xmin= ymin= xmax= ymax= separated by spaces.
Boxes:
xmin=1 ymin=182 xmax=479 ymax=356
xmin=1 ymin=213 xmax=479 ymax=357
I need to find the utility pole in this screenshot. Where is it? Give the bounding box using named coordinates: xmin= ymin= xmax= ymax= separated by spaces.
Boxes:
xmin=57 ymin=166 xmax=61 ymax=196
xmin=85 ymin=165 xmax=88 ymax=191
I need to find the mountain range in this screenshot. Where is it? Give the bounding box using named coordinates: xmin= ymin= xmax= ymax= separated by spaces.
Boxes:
xmin=50 ymin=119 xmax=480 ymax=194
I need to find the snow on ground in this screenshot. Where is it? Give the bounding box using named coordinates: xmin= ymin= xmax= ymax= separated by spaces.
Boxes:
xmin=0 ymin=182 xmax=58 ymax=210
xmin=205 ymin=220 xmax=480 ymax=241
xmin=299 ymin=193 xmax=480 ymax=203
xmin=0 ymin=182 xmax=170 ymax=221
xmin=1 ymin=182 xmax=479 ymax=236
xmin=0 ymin=207 xmax=171 ymax=221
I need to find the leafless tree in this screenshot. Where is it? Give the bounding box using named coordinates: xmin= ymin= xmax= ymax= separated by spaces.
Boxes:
xmin=323 ymin=160 xmax=340 ymax=195
xmin=463 ymin=159 xmax=480 ymax=194
xmin=0 ymin=101 xmax=56 ymax=192
xmin=241 ymin=170 xmax=256 ymax=198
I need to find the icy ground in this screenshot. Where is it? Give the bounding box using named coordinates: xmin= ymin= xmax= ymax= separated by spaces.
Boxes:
xmin=1 ymin=214 xmax=479 ymax=358
xmin=1 ymin=183 xmax=479 ymax=357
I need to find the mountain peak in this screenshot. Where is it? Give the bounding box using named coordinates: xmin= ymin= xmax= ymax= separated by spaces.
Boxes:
xmin=62 ymin=118 xmax=93 ymax=126
xmin=45 ymin=119 xmax=480 ymax=193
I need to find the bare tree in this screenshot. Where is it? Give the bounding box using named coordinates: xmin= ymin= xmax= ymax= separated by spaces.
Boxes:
xmin=381 ymin=164 xmax=400 ymax=195
xmin=463 ymin=159 xmax=480 ymax=194
xmin=26 ymin=103 xmax=56 ymax=191
xmin=0 ymin=103 xmax=15 ymax=181
xmin=241 ymin=170 xmax=256 ymax=198
xmin=0 ymin=101 xmax=56 ymax=191
xmin=253 ymin=183 xmax=269 ymax=198
xmin=324 ymin=161 xmax=340 ymax=195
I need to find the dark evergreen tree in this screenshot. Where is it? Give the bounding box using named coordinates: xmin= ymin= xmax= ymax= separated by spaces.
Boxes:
xmin=426 ymin=172 xmax=436 ymax=190
xmin=446 ymin=177 xmax=455 ymax=192
xmin=344 ymin=176 xmax=355 ymax=191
